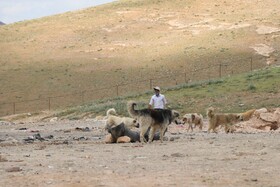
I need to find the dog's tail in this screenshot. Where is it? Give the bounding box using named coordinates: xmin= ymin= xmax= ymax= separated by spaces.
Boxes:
xmin=106 ymin=108 xmax=117 ymax=117
xmin=207 ymin=107 xmax=215 ymax=118
xmin=127 ymin=101 xmax=139 ymax=118
xmin=199 ymin=114 xmax=204 ymax=121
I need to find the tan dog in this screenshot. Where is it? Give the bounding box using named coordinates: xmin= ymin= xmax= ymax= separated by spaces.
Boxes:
xmin=207 ymin=107 xmax=240 ymax=133
xmin=238 ymin=109 xmax=256 ymax=121
xmin=182 ymin=113 xmax=204 ymax=132
xmin=105 ymin=108 xmax=138 ymax=131
xmin=128 ymin=101 xmax=179 ymax=143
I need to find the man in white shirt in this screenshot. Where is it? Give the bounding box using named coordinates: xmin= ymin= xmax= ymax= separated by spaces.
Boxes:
xmin=148 ymin=86 xmax=167 ymax=109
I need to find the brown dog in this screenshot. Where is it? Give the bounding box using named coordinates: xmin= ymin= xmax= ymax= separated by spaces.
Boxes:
xmin=207 ymin=107 xmax=240 ymax=133
xmin=182 ymin=113 xmax=204 ymax=132
xmin=238 ymin=109 xmax=256 ymax=121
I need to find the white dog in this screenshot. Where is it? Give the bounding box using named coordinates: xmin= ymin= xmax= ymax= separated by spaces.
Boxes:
xmin=182 ymin=113 xmax=204 ymax=132
xmin=105 ymin=108 xmax=138 ymax=130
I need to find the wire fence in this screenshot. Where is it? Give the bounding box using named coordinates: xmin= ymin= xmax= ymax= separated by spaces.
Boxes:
xmin=0 ymin=57 xmax=270 ymax=117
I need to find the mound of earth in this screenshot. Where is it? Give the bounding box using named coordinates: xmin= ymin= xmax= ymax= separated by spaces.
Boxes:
xmin=235 ymin=108 xmax=280 ymax=133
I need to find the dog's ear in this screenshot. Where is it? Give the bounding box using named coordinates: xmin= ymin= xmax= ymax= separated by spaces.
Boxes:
xmin=191 ymin=114 xmax=195 ymax=120
xmin=133 ymin=119 xmax=140 ymax=128
xmin=236 ymin=115 xmax=241 ymax=120
xmin=172 ymin=110 xmax=180 ymax=117
xmin=104 ymin=123 xmax=109 ymax=131
xmin=237 ymin=114 xmax=244 ymax=121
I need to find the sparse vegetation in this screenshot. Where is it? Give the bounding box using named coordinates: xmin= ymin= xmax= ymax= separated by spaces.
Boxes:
xmin=247 ymin=83 xmax=256 ymax=91
xmin=51 ymin=66 xmax=279 ymax=119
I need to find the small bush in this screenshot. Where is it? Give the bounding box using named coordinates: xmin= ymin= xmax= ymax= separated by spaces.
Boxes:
xmin=247 ymin=83 xmax=256 ymax=91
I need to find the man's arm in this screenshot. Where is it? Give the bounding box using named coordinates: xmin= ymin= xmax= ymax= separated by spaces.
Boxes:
xmin=163 ymin=95 xmax=167 ymax=105
xmin=149 ymin=96 xmax=154 ymax=109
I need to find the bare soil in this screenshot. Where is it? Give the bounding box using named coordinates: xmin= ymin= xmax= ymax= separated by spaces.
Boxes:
xmin=1 ymin=119 xmax=280 ymax=187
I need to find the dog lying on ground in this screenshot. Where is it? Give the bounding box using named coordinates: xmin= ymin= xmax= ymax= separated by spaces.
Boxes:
xmin=105 ymin=108 xmax=139 ymax=132
xmin=127 ymin=101 xmax=179 ymax=143
xmin=238 ymin=109 xmax=256 ymax=121
xmin=207 ymin=107 xmax=240 ymax=133
xmin=105 ymin=122 xmax=163 ymax=143
xmin=182 ymin=113 xmax=204 ymax=132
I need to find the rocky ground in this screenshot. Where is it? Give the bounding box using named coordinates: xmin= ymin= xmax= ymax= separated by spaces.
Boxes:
xmin=1 ymin=110 xmax=280 ymax=187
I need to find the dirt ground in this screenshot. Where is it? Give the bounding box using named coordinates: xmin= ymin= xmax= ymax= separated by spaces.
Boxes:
xmin=1 ymin=117 xmax=280 ymax=187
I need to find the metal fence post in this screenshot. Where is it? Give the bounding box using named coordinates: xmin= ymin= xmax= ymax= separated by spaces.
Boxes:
xmin=250 ymin=57 xmax=253 ymax=72
xmin=48 ymin=97 xmax=51 ymax=111
xmin=150 ymin=79 xmax=153 ymax=89
xmin=13 ymin=102 xmax=16 ymax=114
xmin=81 ymin=91 xmax=85 ymax=104
xmin=219 ymin=63 xmax=222 ymax=78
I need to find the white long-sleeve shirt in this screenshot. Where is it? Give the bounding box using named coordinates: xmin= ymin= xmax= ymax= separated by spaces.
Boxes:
xmin=149 ymin=94 xmax=167 ymax=109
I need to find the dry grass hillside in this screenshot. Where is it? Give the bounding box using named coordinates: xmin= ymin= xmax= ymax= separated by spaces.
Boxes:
xmin=0 ymin=0 xmax=280 ymax=115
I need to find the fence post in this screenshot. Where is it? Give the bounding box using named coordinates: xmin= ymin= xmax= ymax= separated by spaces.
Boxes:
xmin=184 ymin=72 xmax=187 ymax=83
xmin=219 ymin=63 xmax=222 ymax=78
xmin=81 ymin=91 xmax=85 ymax=104
xmin=13 ymin=102 xmax=16 ymax=114
xmin=150 ymin=79 xmax=153 ymax=89
xmin=48 ymin=97 xmax=51 ymax=111
xmin=116 ymin=85 xmax=119 ymax=96
xmin=250 ymin=57 xmax=253 ymax=72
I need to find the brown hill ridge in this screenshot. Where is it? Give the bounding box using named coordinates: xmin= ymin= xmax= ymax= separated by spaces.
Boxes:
xmin=0 ymin=0 xmax=280 ymax=106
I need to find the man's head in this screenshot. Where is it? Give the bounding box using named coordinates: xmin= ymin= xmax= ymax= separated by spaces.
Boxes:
xmin=153 ymin=86 xmax=160 ymax=96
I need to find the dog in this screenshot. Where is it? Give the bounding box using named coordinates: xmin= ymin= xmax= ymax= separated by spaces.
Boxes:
xmin=105 ymin=122 xmax=164 ymax=143
xmin=105 ymin=108 xmax=138 ymax=131
xmin=207 ymin=107 xmax=240 ymax=133
xmin=238 ymin=109 xmax=256 ymax=121
xmin=127 ymin=101 xmax=179 ymax=143
xmin=182 ymin=113 xmax=204 ymax=132
xmin=106 ymin=122 xmax=140 ymax=143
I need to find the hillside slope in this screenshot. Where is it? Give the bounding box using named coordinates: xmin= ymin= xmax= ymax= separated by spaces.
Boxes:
xmin=0 ymin=0 xmax=280 ymax=107
xmin=10 ymin=66 xmax=277 ymax=122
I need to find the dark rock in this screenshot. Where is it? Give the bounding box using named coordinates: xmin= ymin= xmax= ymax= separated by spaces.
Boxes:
xmin=6 ymin=167 xmax=22 ymax=172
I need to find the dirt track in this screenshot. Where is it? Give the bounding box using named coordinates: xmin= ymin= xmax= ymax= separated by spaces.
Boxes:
xmin=1 ymin=120 xmax=280 ymax=187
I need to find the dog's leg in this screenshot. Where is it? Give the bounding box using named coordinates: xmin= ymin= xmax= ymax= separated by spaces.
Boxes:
xmin=207 ymin=124 xmax=213 ymax=133
xmin=199 ymin=122 xmax=203 ymax=131
xmin=160 ymin=126 xmax=168 ymax=143
xmin=187 ymin=122 xmax=191 ymax=132
xmin=148 ymin=126 xmax=156 ymax=143
xmin=187 ymin=122 xmax=193 ymax=132
xmin=212 ymin=123 xmax=218 ymax=133
xmin=225 ymin=124 xmax=234 ymax=133
xmin=224 ymin=124 xmax=229 ymax=133
xmin=140 ymin=123 xmax=150 ymax=143
xmin=207 ymin=120 xmax=213 ymax=133
xmin=213 ymin=126 xmax=218 ymax=133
